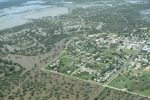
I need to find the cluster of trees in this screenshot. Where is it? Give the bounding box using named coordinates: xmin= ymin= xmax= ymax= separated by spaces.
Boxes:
xmin=0 ymin=18 xmax=71 ymax=56
xmin=0 ymin=58 xmax=99 ymax=100
xmin=0 ymin=59 xmax=25 ymax=98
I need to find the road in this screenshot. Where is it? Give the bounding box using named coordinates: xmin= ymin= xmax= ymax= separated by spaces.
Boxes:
xmin=41 ymin=35 xmax=150 ymax=99
xmin=41 ymin=68 xmax=150 ymax=99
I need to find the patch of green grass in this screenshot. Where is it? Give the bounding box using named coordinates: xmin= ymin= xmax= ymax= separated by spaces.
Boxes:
xmin=58 ymin=65 xmax=79 ymax=75
xmin=110 ymin=74 xmax=133 ymax=89
xmin=59 ymin=55 xmax=74 ymax=66
xmin=34 ymin=96 xmax=40 ymax=100
xmin=102 ymin=49 xmax=115 ymax=58
xmin=121 ymin=48 xmax=138 ymax=55
xmin=110 ymin=70 xmax=150 ymax=96
xmin=73 ymin=71 xmax=93 ymax=80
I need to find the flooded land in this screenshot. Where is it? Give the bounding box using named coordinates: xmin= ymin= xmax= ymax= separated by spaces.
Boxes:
xmin=0 ymin=0 xmax=150 ymax=30
xmin=0 ymin=0 xmax=150 ymax=100
xmin=0 ymin=0 xmax=71 ymax=30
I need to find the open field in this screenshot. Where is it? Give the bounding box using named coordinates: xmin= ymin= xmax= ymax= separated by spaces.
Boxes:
xmin=110 ymin=68 xmax=150 ymax=97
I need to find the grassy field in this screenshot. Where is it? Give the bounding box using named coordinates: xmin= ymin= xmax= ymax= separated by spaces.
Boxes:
xmin=73 ymin=71 xmax=93 ymax=80
xmin=96 ymin=87 xmax=150 ymax=100
xmin=110 ymin=69 xmax=150 ymax=96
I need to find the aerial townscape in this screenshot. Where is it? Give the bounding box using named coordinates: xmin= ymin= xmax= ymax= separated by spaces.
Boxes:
xmin=0 ymin=0 xmax=150 ymax=100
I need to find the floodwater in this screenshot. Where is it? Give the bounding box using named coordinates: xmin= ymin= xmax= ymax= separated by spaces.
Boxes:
xmin=23 ymin=7 xmax=68 ymax=19
xmin=140 ymin=9 xmax=150 ymax=22
xmin=127 ymin=0 xmax=150 ymax=4
xmin=0 ymin=0 xmax=70 ymax=30
xmin=127 ymin=0 xmax=150 ymax=22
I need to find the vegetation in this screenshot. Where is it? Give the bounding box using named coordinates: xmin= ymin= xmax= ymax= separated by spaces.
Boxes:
xmin=95 ymin=87 xmax=150 ymax=100
xmin=110 ymin=69 xmax=150 ymax=96
xmin=0 ymin=19 xmax=71 ymax=56
xmin=0 ymin=0 xmax=150 ymax=99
